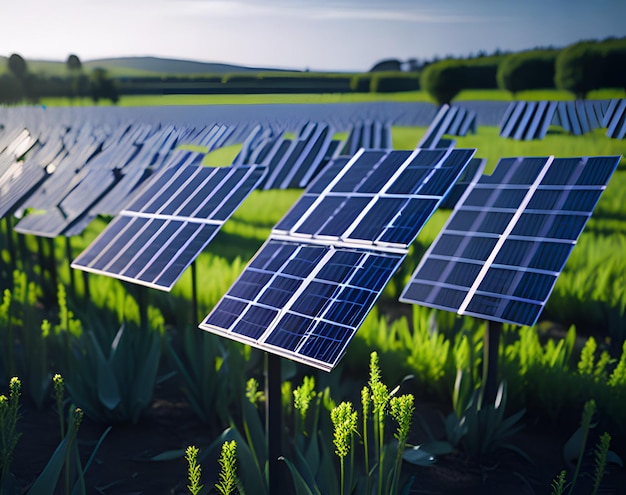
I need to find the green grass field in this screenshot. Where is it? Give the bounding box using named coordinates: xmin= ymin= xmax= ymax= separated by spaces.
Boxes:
xmin=36 ymin=88 xmax=626 ymax=107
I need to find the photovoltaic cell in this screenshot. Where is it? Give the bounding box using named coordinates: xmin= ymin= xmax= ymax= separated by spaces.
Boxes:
xmin=201 ymin=239 xmax=404 ymax=370
xmin=200 ymin=147 xmax=477 ymax=371
xmin=274 ymin=148 xmax=476 ymax=248
xmin=400 ymin=155 xmax=621 ymax=327
xmin=71 ymin=165 xmax=266 ymax=291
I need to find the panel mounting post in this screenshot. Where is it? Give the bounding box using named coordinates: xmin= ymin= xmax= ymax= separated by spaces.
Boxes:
xmin=481 ymin=320 xmax=502 ymax=405
xmin=191 ymin=260 xmax=199 ymax=324
xmin=266 ymin=352 xmax=282 ymax=495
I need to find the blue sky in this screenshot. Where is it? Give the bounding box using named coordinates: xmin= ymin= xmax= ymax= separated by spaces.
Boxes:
xmin=3 ymin=0 xmax=625 ymax=71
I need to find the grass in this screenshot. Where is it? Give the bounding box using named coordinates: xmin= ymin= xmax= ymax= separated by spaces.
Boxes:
xmin=35 ymin=88 xmax=626 ymax=108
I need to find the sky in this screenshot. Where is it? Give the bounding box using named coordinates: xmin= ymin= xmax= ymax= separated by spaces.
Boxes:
xmin=2 ymin=0 xmax=625 ymax=72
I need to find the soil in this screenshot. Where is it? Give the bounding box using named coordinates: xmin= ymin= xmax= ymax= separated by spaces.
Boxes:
xmin=10 ymin=377 xmax=626 ymax=495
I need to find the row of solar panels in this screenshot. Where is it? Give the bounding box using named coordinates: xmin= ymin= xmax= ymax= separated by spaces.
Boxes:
xmin=499 ymin=99 xmax=626 ymax=140
xmin=69 ymin=141 xmax=620 ymax=370
xmin=0 ymin=120 xmax=244 ymax=237
xmin=0 ymin=101 xmax=509 ymax=133
xmin=2 ymin=114 xmax=409 ymax=236
xmin=2 ymin=102 xmax=487 ymax=240
xmin=3 ymin=105 xmax=621 ymax=373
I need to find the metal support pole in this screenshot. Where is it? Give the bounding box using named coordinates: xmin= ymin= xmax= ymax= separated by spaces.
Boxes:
xmin=191 ymin=261 xmax=199 ymax=325
xmin=47 ymin=237 xmax=58 ymax=292
xmin=265 ymin=353 xmax=282 ymax=495
xmin=65 ymin=237 xmax=75 ymax=296
xmin=481 ymin=320 xmax=502 ymax=406
xmin=82 ymin=271 xmax=90 ymax=308
xmin=3 ymin=216 xmax=16 ymax=273
xmin=36 ymin=237 xmax=46 ymax=291
xmin=138 ymin=285 xmax=148 ymax=332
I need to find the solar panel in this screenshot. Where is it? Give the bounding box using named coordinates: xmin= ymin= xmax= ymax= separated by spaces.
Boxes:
xmin=605 ymin=99 xmax=626 ymax=139
xmin=418 ymin=105 xmax=476 ymax=149
xmin=400 ymin=155 xmax=621 ymax=327
xmin=200 ymin=147 xmax=477 ymax=371
xmin=71 ymin=165 xmax=267 ymax=291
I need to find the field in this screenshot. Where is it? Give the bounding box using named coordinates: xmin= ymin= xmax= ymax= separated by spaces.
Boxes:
xmin=38 ymin=88 xmax=626 ymax=107
xmin=1 ymin=93 xmax=626 ymax=494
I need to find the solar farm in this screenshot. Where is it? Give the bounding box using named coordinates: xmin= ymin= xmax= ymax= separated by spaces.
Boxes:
xmin=1 ymin=98 xmax=626 ymax=493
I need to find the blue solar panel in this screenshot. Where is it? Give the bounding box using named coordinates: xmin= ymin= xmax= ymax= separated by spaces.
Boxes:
xmin=201 ymin=239 xmax=404 ymax=370
xmin=400 ymin=155 xmax=621 ymax=327
xmin=71 ymin=165 xmax=266 ymax=291
xmin=200 ymin=148 xmax=477 ymax=371
xmin=274 ymin=148 xmax=476 ymax=248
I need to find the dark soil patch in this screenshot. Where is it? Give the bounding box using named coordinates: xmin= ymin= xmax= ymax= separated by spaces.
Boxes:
xmin=10 ymin=378 xmax=626 ymax=495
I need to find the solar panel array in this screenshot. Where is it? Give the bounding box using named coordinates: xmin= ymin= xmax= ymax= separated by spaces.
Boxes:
xmin=6 ymin=122 xmax=247 ymax=237
xmin=418 ymin=105 xmax=477 ymax=149
xmin=603 ymin=99 xmax=626 ymax=139
xmin=438 ymin=157 xmax=487 ymax=210
xmin=71 ymin=164 xmax=266 ymax=291
xmin=338 ymin=121 xmax=392 ymax=156
xmin=199 ymin=147 xmax=476 ymax=371
xmin=400 ymin=154 xmax=621 ymax=327
xmin=500 ymin=100 xmax=610 ymax=140
xmin=259 ymin=122 xmax=335 ymax=190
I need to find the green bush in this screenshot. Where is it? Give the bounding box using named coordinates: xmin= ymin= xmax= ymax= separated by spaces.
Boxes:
xmin=555 ymin=37 xmax=626 ymax=98
xmin=497 ymin=49 xmax=558 ymax=95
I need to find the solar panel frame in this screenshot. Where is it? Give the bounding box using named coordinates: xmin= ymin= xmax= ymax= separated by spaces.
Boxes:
xmin=200 ymin=147 xmax=477 ymax=371
xmin=200 ymin=239 xmax=405 ymax=370
xmin=71 ymin=164 xmax=267 ymax=291
xmin=400 ymin=154 xmax=621 ymax=327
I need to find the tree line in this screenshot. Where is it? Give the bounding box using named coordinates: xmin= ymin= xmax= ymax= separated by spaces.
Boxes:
xmin=2 ymin=37 xmax=625 ymax=104
xmin=0 ymin=53 xmax=119 ymax=104
xmin=417 ymin=37 xmax=626 ymax=104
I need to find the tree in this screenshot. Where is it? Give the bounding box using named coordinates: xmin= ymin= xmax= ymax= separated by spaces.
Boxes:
xmin=554 ymin=41 xmax=603 ymax=99
xmin=369 ymin=59 xmax=402 ymax=72
xmin=66 ymin=54 xmax=82 ymax=72
xmin=497 ymin=50 xmax=557 ymax=96
xmin=7 ymin=53 xmax=27 ymax=80
xmin=66 ymin=54 xmax=83 ymax=100
xmin=420 ymin=60 xmax=465 ymax=105
xmin=90 ymin=67 xmax=119 ymax=104
xmin=6 ymin=53 xmax=29 ymax=101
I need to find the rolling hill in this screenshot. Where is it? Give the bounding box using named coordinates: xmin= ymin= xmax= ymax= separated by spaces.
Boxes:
xmin=0 ymin=55 xmax=293 ymax=77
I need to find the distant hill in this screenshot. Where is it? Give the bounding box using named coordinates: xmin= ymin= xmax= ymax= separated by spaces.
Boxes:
xmin=83 ymin=56 xmax=288 ymax=75
xmin=0 ymin=55 xmax=294 ymax=77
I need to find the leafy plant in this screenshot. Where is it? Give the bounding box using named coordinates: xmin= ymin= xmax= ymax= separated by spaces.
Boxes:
xmin=557 ymin=400 xmax=623 ymax=495
xmin=415 ymin=377 xmax=527 ymax=465
xmin=167 ymin=326 xmax=256 ymax=425
xmin=331 ymin=402 xmax=357 ymax=495
xmin=215 ymin=441 xmax=238 ymax=495
xmin=282 ymin=352 xmax=415 ymax=495
xmin=60 ymin=311 xmax=164 ymax=424
xmin=29 ymin=373 xmax=112 ymax=495
xmin=185 ymin=445 xmax=204 ymax=495
xmin=0 ymin=377 xmax=21 ymax=495
xmin=0 ymin=272 xmax=49 ymax=407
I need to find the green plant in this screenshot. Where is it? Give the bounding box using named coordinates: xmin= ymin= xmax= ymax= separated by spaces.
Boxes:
xmin=557 ymin=400 xmax=622 ymax=495
xmin=60 ymin=310 xmax=163 ymax=424
xmin=0 ymin=377 xmax=21 ymax=494
xmin=388 ymin=394 xmax=414 ymax=494
xmin=167 ymin=327 xmax=256 ymax=425
xmin=27 ymin=406 xmax=85 ymax=495
xmin=215 ymin=441 xmax=238 ymax=495
xmin=551 ymin=470 xmax=567 ymax=495
xmin=415 ymin=377 xmax=527 ymax=465
xmin=186 ymin=445 xmax=204 ymax=495
xmin=0 ymin=272 xmax=49 ymax=407
xmin=591 ymin=432 xmax=611 ymax=495
xmin=282 ymin=352 xmax=415 ymax=495
xmin=330 ymin=402 xmax=357 ymax=495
